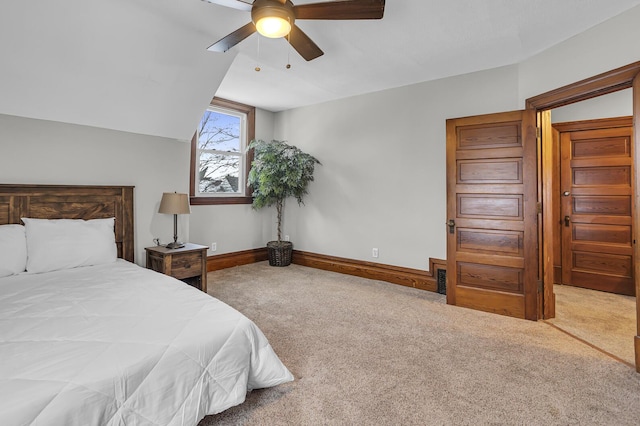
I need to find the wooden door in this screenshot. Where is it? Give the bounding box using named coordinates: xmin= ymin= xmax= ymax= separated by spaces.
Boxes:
xmin=559 ymin=120 xmax=635 ymax=296
xmin=446 ymin=110 xmax=538 ymax=320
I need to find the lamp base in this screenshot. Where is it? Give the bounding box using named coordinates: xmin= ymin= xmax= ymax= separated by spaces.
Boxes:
xmin=166 ymin=241 xmax=185 ymax=249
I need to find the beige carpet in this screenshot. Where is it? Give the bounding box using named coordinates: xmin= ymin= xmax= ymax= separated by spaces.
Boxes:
xmin=200 ymin=262 xmax=640 ymax=426
xmin=546 ymin=284 xmax=636 ymax=367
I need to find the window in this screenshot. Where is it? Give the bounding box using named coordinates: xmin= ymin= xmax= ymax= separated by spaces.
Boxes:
xmin=190 ymin=98 xmax=255 ymax=205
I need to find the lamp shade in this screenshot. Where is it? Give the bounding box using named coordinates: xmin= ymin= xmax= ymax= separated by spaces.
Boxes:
xmin=158 ymin=192 xmax=190 ymax=215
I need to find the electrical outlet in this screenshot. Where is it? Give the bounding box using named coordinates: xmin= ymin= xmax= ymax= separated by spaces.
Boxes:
xmin=284 ymin=235 xmax=290 ymax=241
xmin=372 ymin=248 xmax=379 ymax=258
xmin=211 ymin=242 xmax=217 ymax=252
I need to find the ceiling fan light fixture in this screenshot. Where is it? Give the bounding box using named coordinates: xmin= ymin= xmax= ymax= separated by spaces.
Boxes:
xmin=207 ymin=0 xmax=385 ymax=61
xmin=251 ymin=1 xmax=295 ymax=38
xmin=255 ymin=16 xmax=291 ymax=38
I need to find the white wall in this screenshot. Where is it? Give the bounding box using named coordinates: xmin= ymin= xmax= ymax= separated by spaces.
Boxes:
xmin=551 ymin=89 xmax=632 ymax=123
xmin=0 ymin=113 xmax=189 ymax=265
xmin=0 ymin=107 xmax=279 ymax=263
xmin=273 ymin=66 xmax=520 ymax=270
xmin=522 ymin=4 xmax=639 ymax=124
xmin=517 ymin=5 xmax=640 ymax=105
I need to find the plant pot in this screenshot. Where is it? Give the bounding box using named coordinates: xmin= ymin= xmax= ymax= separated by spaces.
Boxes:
xmin=266 ymin=240 xmax=293 ymax=267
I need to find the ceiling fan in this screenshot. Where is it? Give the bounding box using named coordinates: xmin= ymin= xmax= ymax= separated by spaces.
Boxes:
xmin=203 ymin=0 xmax=386 ymax=61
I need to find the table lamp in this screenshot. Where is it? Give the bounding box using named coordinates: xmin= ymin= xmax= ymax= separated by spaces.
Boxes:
xmin=158 ymin=192 xmax=190 ymax=249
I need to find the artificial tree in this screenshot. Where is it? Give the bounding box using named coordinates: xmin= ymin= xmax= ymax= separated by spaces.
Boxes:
xmin=248 ymin=139 xmax=320 ymax=266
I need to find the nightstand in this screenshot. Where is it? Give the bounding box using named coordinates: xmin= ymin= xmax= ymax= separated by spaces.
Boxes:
xmin=145 ymin=243 xmax=208 ymax=292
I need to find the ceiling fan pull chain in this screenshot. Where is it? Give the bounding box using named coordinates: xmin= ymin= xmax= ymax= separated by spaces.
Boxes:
xmin=286 ymin=29 xmax=291 ymax=69
xmin=255 ymin=35 xmax=261 ymax=72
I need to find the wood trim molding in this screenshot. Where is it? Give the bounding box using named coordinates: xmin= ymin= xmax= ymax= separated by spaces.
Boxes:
xmin=526 ymin=61 xmax=640 ymax=110
xmin=207 ymin=248 xmax=268 ymax=272
xmin=206 ymin=247 xmax=447 ymax=293
xmin=190 ymin=196 xmax=253 ymax=206
xmin=539 ymin=109 xmax=554 ymax=319
xmin=292 ymin=250 xmax=446 ymax=292
xmin=636 ymin=337 xmax=640 ymax=373
xmin=552 ymin=116 xmax=633 ymax=132
xmin=634 ymin=72 xmax=640 ymax=373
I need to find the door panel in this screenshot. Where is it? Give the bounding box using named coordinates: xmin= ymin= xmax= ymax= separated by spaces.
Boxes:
xmin=457 ymin=158 xmax=523 ymax=183
xmin=573 ymin=196 xmax=631 ymax=215
xmin=572 ymin=136 xmax=630 ymax=157
xmin=572 ymin=251 xmax=632 ymax=276
xmin=560 ymin=125 xmax=635 ymax=296
xmin=573 ymin=223 xmax=631 ymax=244
xmin=573 ymin=166 xmax=631 ymax=186
xmin=446 ymin=110 xmax=538 ymax=320
xmin=458 ymin=123 xmax=522 ymax=149
xmin=458 ymin=194 xmax=523 ymax=218
xmin=457 ymin=228 xmax=524 ymax=257
xmin=457 ymin=262 xmax=523 ymax=293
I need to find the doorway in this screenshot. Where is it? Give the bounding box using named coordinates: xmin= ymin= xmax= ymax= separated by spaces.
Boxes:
xmin=445 ymin=61 xmax=640 ymax=372
xmin=528 ymin=61 xmax=640 ymax=372
xmin=543 ymin=115 xmax=637 ymax=367
xmin=553 ymin=117 xmax=635 ymax=296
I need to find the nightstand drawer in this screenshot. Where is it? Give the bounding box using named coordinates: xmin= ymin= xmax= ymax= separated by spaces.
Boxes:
xmin=171 ymin=251 xmax=202 ymax=279
xmin=145 ymin=243 xmax=208 ymax=292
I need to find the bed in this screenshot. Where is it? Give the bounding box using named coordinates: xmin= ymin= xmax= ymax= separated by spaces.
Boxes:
xmin=0 ymin=185 xmax=293 ymax=425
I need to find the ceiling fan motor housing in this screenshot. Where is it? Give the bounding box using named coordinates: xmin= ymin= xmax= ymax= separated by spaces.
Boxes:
xmin=251 ymin=0 xmax=296 ymax=29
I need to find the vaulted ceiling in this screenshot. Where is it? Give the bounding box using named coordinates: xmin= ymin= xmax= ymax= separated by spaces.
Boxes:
xmin=1 ymin=0 xmax=639 ymax=140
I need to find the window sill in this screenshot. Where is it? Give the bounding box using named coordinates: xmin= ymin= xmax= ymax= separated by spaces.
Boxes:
xmin=190 ymin=196 xmax=253 ymax=206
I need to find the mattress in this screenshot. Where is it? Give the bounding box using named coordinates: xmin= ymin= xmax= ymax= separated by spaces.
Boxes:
xmin=0 ymin=260 xmax=293 ymax=425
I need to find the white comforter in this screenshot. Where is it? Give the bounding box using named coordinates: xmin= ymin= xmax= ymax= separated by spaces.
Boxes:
xmin=0 ymin=260 xmax=293 ymax=426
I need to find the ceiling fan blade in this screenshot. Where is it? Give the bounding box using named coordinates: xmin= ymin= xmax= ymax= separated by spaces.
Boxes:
xmin=200 ymin=0 xmax=252 ymax=12
xmin=207 ymin=22 xmax=257 ymax=52
xmin=287 ymin=24 xmax=324 ymax=61
xmin=294 ymin=0 xmax=385 ymax=20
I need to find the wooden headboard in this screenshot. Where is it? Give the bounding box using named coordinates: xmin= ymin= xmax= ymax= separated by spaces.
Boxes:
xmin=0 ymin=185 xmax=135 ymax=262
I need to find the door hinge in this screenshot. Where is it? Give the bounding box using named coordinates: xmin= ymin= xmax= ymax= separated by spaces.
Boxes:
xmin=536 ymin=127 xmax=542 ymax=140
xmin=536 ymin=202 xmax=542 ymax=214
xmin=537 ymin=280 xmax=543 ymax=293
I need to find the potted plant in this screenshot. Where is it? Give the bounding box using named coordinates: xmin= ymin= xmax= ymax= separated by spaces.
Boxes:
xmin=248 ymin=139 xmax=320 ymax=266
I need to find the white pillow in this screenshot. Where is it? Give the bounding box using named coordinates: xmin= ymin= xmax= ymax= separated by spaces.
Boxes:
xmin=0 ymin=224 xmax=27 ymax=277
xmin=22 ymin=218 xmax=117 ymax=273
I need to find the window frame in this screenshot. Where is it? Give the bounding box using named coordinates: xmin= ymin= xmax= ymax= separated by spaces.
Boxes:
xmin=195 ymin=105 xmax=246 ymax=197
xmin=190 ymin=97 xmax=255 ymax=205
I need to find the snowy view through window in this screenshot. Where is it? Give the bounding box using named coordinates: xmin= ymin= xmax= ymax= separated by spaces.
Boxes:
xmin=196 ymin=108 xmax=245 ymax=195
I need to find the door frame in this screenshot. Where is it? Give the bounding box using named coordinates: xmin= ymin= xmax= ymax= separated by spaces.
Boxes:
xmin=525 ymin=61 xmax=640 ymax=372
